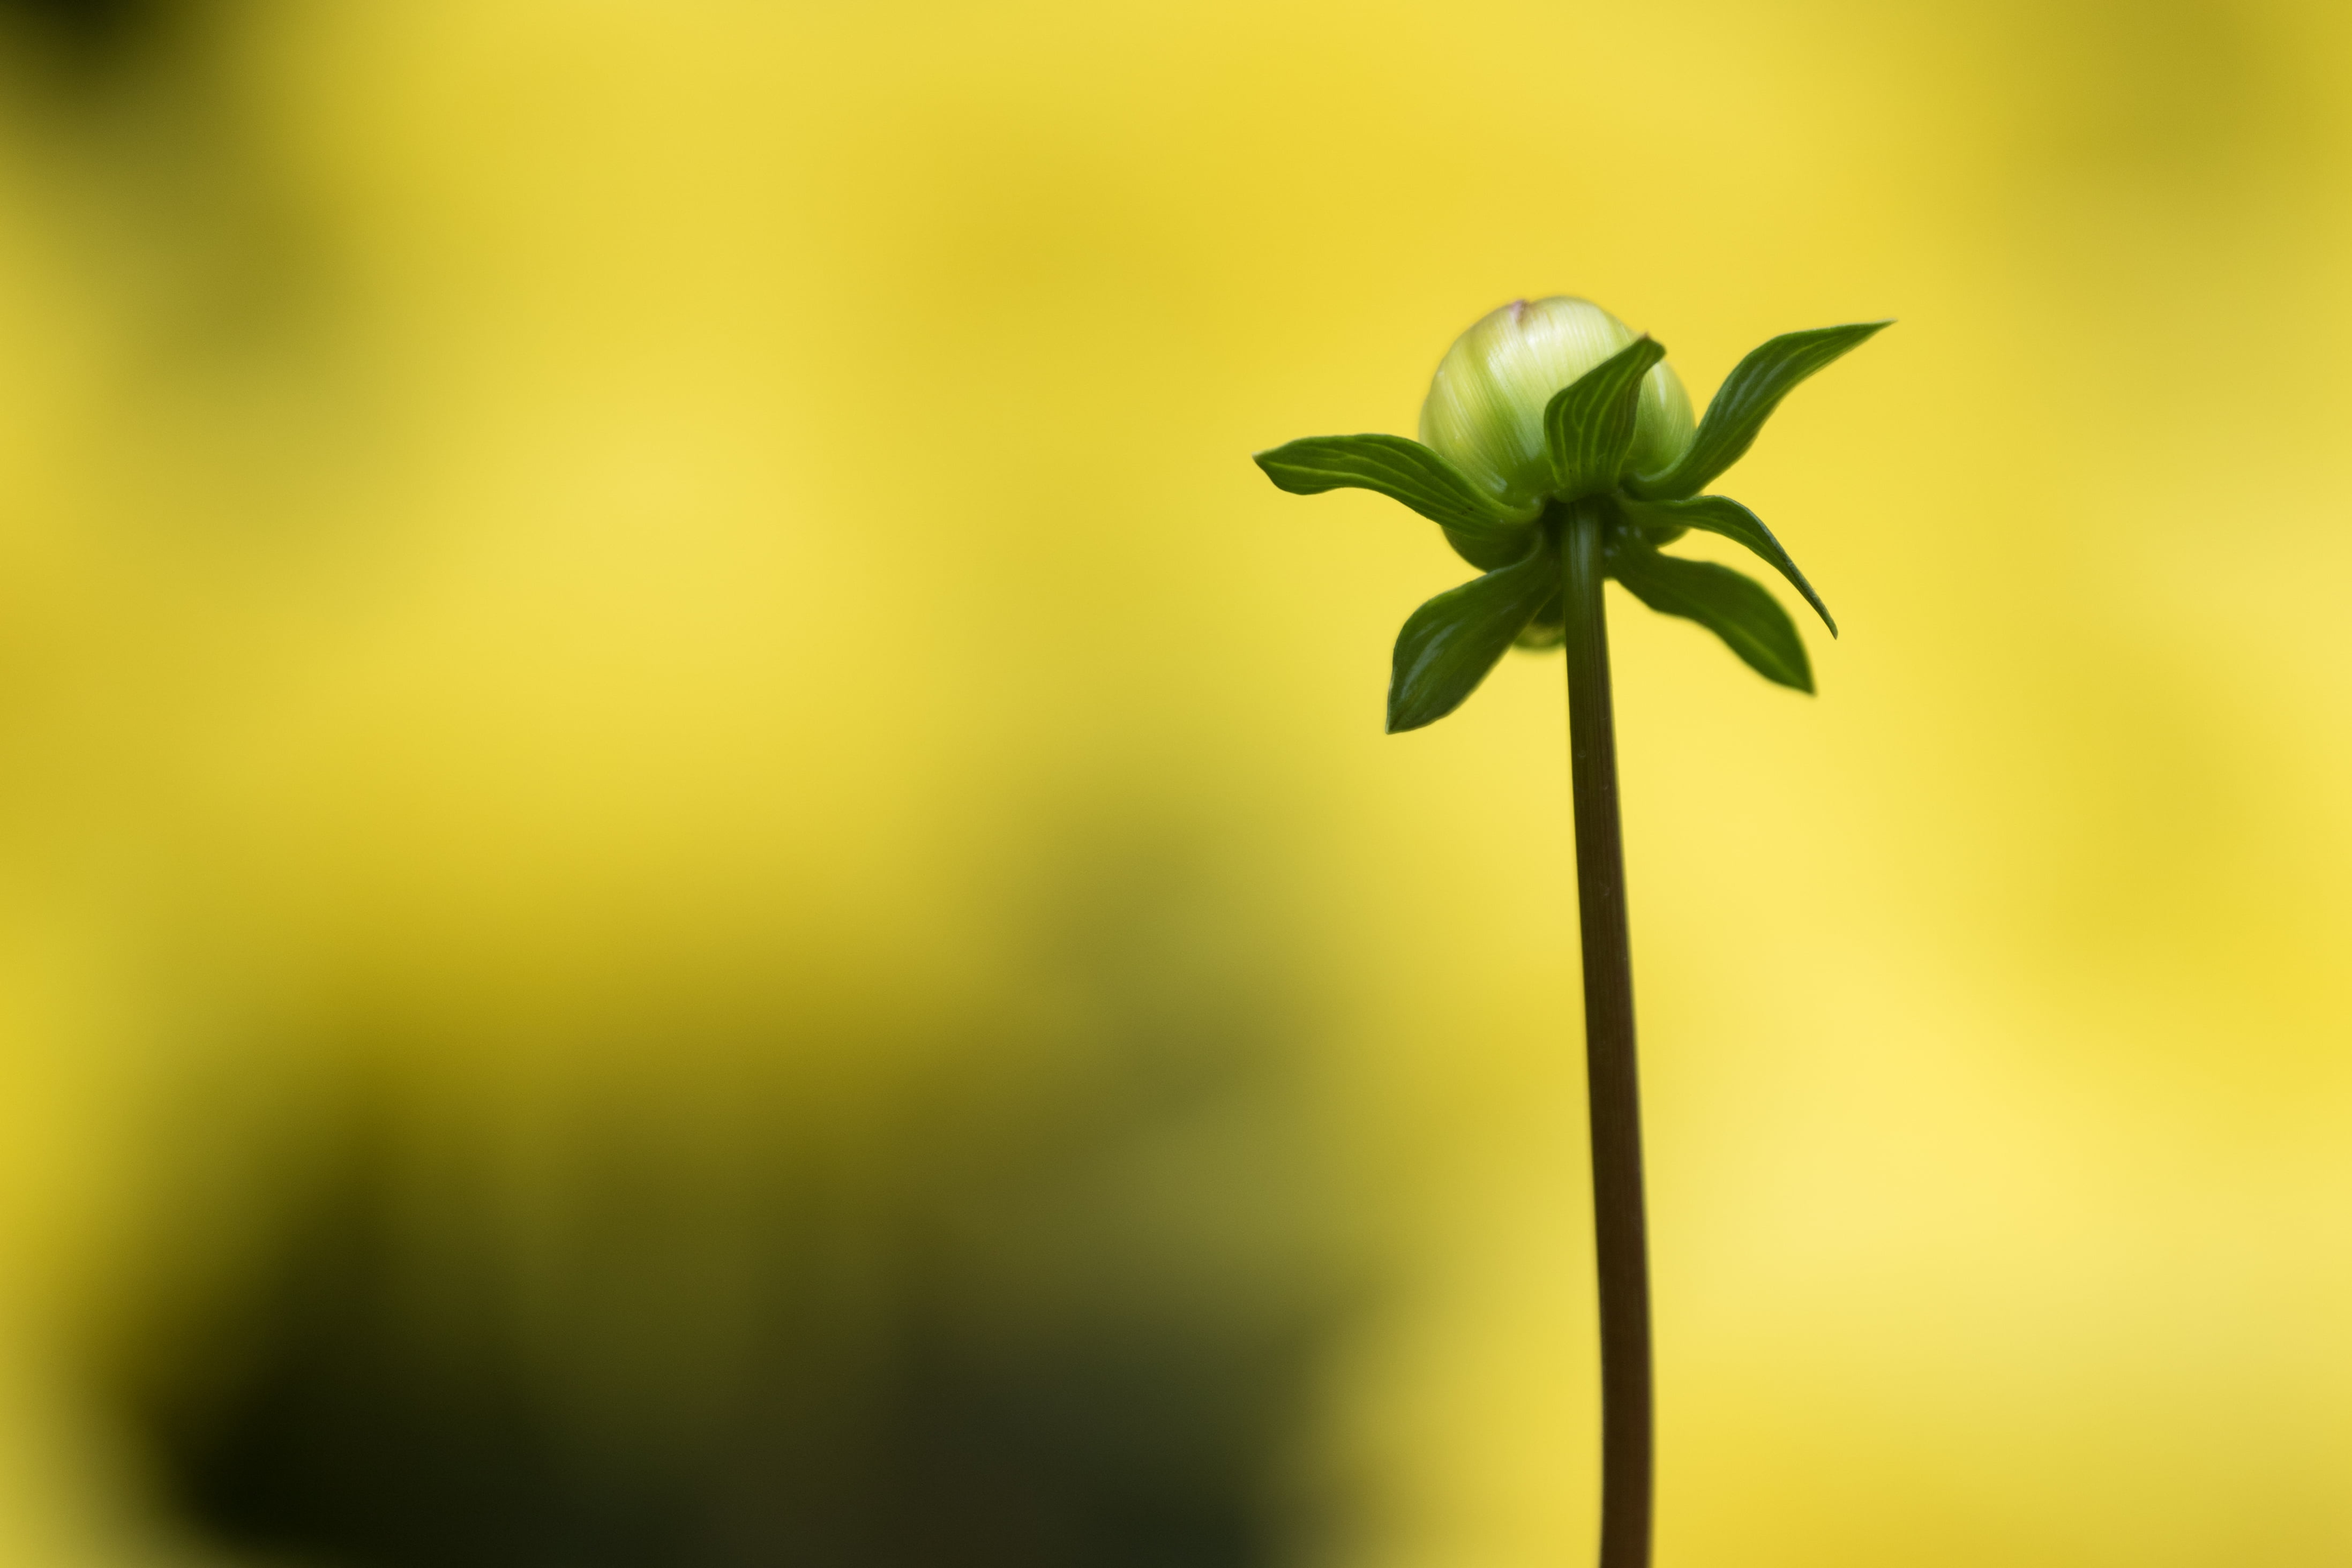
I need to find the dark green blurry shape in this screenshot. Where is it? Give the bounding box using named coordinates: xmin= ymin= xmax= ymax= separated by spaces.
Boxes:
xmin=1387 ymin=538 xmax=1558 ymax=732
xmin=0 ymin=0 xmax=164 ymax=57
xmin=130 ymin=843 xmax=1346 ymax=1568
xmin=1626 ymin=322 xmax=1891 ymax=501
xmin=1544 ymin=338 xmax=1665 ymax=501
xmin=1607 ymin=541 xmax=1813 ymax=692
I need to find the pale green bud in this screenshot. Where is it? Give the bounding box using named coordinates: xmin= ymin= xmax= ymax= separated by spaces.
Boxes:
xmin=1418 ymin=297 xmax=1695 ymax=513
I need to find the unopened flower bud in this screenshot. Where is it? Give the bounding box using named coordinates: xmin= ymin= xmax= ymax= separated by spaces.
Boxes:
xmin=1419 ymin=297 xmax=1694 ymax=512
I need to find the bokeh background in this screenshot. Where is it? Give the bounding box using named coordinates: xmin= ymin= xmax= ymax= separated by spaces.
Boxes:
xmin=0 ymin=1 xmax=2346 ymax=1564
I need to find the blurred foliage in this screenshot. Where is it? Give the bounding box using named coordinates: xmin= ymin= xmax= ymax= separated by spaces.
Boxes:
xmin=0 ymin=0 xmax=152 ymax=51
xmin=129 ymin=841 xmax=1343 ymax=1568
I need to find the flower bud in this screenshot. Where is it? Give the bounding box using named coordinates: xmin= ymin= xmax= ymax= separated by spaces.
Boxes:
xmin=1419 ymin=297 xmax=1695 ymax=512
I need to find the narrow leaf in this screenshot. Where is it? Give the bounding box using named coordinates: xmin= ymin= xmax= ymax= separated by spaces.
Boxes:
xmin=1543 ymin=337 xmax=1666 ymax=500
xmin=1627 ymin=321 xmax=1890 ymax=501
xmin=1607 ymin=543 xmax=1814 ymax=692
xmin=1388 ymin=540 xmax=1559 ymax=732
xmin=1618 ymin=494 xmax=1836 ymax=635
xmin=1254 ymin=433 xmax=1538 ymax=541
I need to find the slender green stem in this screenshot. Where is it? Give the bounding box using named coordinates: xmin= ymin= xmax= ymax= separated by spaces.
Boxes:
xmin=1559 ymin=497 xmax=1653 ymax=1568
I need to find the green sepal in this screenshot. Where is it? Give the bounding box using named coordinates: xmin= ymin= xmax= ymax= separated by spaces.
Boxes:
xmin=1617 ymin=494 xmax=1836 ymax=636
xmin=1542 ymin=336 xmax=1666 ymax=501
xmin=1626 ymin=321 xmax=1890 ymax=501
xmin=1388 ymin=537 xmax=1559 ymax=732
xmin=1515 ymin=586 xmax=1567 ymax=650
xmin=1607 ymin=539 xmax=1813 ymax=692
xmin=1253 ymin=433 xmax=1540 ymax=541
xmin=1443 ymin=526 xmax=1538 ymax=572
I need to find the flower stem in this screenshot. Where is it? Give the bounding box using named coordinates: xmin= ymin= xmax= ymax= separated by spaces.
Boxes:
xmin=1560 ymin=497 xmax=1653 ymax=1568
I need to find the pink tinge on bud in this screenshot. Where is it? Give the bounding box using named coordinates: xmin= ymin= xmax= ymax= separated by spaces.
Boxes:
xmin=1419 ymin=297 xmax=1694 ymax=512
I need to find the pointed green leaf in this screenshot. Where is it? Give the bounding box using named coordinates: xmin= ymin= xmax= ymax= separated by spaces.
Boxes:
xmin=1607 ymin=542 xmax=1813 ymax=692
xmin=1388 ymin=539 xmax=1559 ymax=733
xmin=1627 ymin=321 xmax=1890 ymax=501
xmin=1254 ymin=433 xmax=1539 ymax=541
xmin=1543 ymin=337 xmax=1666 ymax=501
xmin=1617 ymin=494 xmax=1836 ymax=636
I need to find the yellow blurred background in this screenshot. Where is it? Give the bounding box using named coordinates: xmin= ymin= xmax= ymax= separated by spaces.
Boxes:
xmin=0 ymin=0 xmax=2346 ymax=1564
